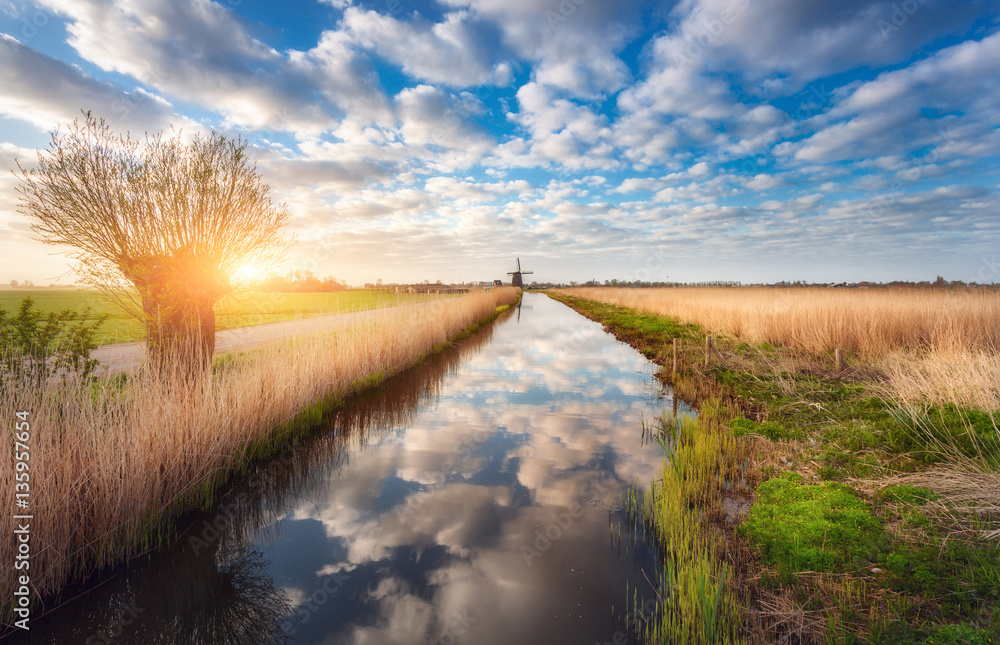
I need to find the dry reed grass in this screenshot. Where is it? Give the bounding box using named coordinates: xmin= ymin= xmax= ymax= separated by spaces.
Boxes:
xmin=560 ymin=287 xmax=1000 ymax=356
xmin=881 ymin=349 xmax=1000 ymax=411
xmin=0 ymin=287 xmax=518 ymax=620
xmin=560 ymin=287 xmax=1000 ymax=410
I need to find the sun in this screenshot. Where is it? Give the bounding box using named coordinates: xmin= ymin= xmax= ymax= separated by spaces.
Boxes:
xmin=231 ymin=262 xmax=267 ymax=283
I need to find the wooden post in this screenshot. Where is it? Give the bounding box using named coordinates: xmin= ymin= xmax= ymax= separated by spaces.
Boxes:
xmin=835 ymin=348 xmax=846 ymax=371
xmin=705 ymin=336 xmax=712 ymax=367
xmin=672 ymin=337 xmax=679 ymax=375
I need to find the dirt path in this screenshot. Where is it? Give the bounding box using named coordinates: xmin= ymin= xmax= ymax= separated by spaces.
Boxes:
xmin=92 ymin=302 xmax=423 ymax=374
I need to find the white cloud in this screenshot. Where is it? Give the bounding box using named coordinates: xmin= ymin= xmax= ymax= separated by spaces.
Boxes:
xmin=440 ymin=0 xmax=642 ymax=97
xmin=672 ymin=0 xmax=1000 ymax=87
xmin=343 ymin=7 xmax=502 ymax=87
xmin=745 ymin=174 xmax=786 ymax=191
xmin=784 ymin=31 xmax=1000 ymax=163
xmin=492 ymin=82 xmax=617 ymax=170
xmin=394 ymin=85 xmax=494 ymax=170
xmin=1 ymin=0 xmax=999 ymax=285
xmin=35 ymin=0 xmax=392 ymax=134
xmin=0 ymin=33 xmax=188 ymax=134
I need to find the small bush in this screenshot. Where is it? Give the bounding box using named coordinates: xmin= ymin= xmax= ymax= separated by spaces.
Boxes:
xmin=739 ymin=472 xmax=882 ymax=575
xmin=0 ymin=296 xmax=107 ymax=382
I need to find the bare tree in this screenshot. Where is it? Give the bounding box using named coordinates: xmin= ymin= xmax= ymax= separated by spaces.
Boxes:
xmin=15 ymin=112 xmax=291 ymax=370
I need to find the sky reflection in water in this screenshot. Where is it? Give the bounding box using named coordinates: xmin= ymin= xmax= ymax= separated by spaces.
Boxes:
xmin=27 ymin=293 xmax=687 ymax=645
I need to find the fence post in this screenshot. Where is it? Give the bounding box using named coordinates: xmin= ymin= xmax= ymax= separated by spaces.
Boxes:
xmin=672 ymin=337 xmax=679 ymax=375
xmin=705 ymin=336 xmax=712 ymax=367
xmin=835 ymin=348 xmax=846 ymax=371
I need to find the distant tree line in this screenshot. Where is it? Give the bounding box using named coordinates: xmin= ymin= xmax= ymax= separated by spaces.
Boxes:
xmin=258 ymin=270 xmax=346 ymax=292
xmin=522 ymin=278 xmax=997 ymax=289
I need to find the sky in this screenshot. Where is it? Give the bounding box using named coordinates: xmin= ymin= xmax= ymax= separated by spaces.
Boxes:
xmin=0 ymin=0 xmax=999 ymax=286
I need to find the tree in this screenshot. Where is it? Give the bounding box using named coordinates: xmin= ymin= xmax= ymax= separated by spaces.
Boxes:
xmin=16 ymin=113 xmax=290 ymax=371
xmin=9 ymin=280 xmax=17 ymax=288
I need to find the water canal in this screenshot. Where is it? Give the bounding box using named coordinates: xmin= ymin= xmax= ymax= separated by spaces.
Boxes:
xmin=25 ymin=292 xmax=693 ymax=644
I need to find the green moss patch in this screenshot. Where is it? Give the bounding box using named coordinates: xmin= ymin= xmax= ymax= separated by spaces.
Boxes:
xmin=739 ymin=472 xmax=882 ymax=575
xmin=729 ymin=417 xmax=800 ymax=441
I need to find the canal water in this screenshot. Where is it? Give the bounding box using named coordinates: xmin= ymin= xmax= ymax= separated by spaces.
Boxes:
xmin=24 ymin=292 xmax=691 ymax=645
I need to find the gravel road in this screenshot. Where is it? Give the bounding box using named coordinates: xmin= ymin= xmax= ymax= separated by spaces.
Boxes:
xmin=92 ymin=302 xmax=422 ymax=374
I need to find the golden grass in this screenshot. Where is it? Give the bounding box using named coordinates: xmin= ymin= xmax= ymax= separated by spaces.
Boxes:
xmin=559 ymin=287 xmax=1000 ymax=356
xmin=881 ymin=348 xmax=1000 ymax=411
xmin=560 ymin=287 xmax=1000 ymax=410
xmin=0 ymin=288 xmax=518 ymax=620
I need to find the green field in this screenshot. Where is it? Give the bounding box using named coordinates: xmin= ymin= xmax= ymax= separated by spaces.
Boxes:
xmin=0 ymin=289 xmax=444 ymax=346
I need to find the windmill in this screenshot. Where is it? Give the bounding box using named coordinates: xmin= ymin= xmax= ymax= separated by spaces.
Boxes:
xmin=507 ymin=258 xmax=533 ymax=288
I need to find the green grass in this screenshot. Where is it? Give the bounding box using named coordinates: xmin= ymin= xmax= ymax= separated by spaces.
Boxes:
xmin=544 ymin=292 xmax=700 ymax=358
xmin=641 ymin=414 xmax=745 ymax=644
xmin=874 ymin=485 xmax=940 ymax=506
xmin=0 ymin=289 xmax=445 ymax=345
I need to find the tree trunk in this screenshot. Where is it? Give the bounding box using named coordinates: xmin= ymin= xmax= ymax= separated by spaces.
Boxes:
xmin=145 ymin=299 xmax=214 ymax=375
xmin=129 ymin=252 xmax=226 ymax=376
xmin=126 ymin=249 xmax=229 ymax=375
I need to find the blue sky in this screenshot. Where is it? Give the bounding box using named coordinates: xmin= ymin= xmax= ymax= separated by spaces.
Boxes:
xmin=1 ymin=0 xmax=999 ymax=285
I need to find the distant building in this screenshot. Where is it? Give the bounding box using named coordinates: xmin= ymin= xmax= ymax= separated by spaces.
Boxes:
xmin=403 ymin=284 xmax=470 ymax=294
xmin=493 ymin=279 xmax=503 ymax=287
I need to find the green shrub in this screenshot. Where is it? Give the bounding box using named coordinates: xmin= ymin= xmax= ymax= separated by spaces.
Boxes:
xmin=739 ymin=472 xmax=882 ymax=575
xmin=0 ymin=296 xmax=107 ymax=382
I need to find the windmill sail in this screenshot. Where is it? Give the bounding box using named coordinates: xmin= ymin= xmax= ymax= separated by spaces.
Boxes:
xmin=507 ymin=257 xmax=532 ymax=288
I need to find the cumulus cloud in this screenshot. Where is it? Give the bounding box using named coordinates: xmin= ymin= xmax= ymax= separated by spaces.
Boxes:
xmin=394 ymin=85 xmax=494 ymax=169
xmin=669 ymin=0 xmax=1000 ymax=87
xmin=440 ymin=0 xmax=642 ymax=97
xmin=35 ymin=0 xmax=392 ymax=133
xmin=492 ymin=82 xmax=617 ymax=170
xmin=785 ymin=30 xmax=1000 ymax=163
xmin=343 ymin=7 xmax=502 ymax=87
xmin=0 ymin=33 xmax=187 ymax=133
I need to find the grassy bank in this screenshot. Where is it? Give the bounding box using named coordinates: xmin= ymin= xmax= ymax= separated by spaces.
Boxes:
xmin=0 ymin=288 xmax=451 ymax=346
xmin=548 ymin=290 xmax=1000 ymax=644
xmin=0 ymin=287 xmax=519 ymax=624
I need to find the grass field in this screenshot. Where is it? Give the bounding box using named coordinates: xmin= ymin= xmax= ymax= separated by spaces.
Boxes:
xmin=0 ymin=289 xmax=448 ymax=345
